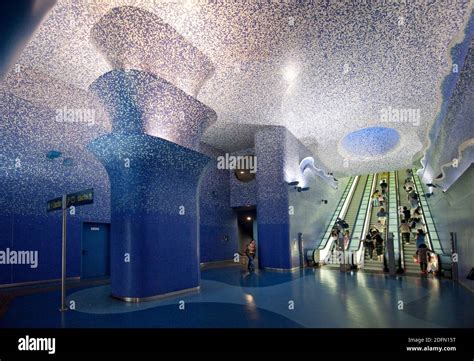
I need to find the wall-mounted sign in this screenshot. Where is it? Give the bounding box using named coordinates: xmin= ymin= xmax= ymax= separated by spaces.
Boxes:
xmin=66 ymin=188 xmax=94 ymax=208
xmin=47 ymin=188 xmax=94 ymax=212
xmin=46 ymin=197 xmax=63 ymax=212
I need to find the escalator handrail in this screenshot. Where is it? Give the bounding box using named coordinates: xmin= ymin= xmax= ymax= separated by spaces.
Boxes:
xmin=394 ymin=171 xmax=405 ymax=270
xmin=411 ymin=170 xmax=446 ymax=256
xmin=384 ymin=173 xmax=391 ymax=272
xmin=316 ymin=176 xmax=354 ymax=250
xmin=317 ymin=176 xmax=359 ymax=251
xmin=354 ymin=173 xmax=378 ymax=265
xmin=346 ymin=174 xmax=370 ymax=251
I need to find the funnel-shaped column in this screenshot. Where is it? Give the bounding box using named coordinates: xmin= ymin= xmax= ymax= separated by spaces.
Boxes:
xmin=89 ymin=134 xmax=209 ymax=300
xmin=90 ymin=6 xmax=215 ymax=97
xmin=88 ymin=69 xmax=212 ymax=300
xmin=90 ymin=69 xmax=216 ymax=150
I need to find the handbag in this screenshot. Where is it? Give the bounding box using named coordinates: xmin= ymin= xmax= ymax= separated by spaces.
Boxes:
xmin=412 ymin=254 xmax=419 ymax=263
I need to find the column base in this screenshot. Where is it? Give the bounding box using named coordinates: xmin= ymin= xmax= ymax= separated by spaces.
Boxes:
xmin=261 ymin=266 xmax=301 ymax=272
xmin=111 ymin=286 xmax=200 ymax=303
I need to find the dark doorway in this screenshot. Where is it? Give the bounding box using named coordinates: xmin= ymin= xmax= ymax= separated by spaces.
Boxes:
xmin=81 ymin=222 xmax=110 ymax=279
xmin=236 ymin=207 xmax=257 ymax=255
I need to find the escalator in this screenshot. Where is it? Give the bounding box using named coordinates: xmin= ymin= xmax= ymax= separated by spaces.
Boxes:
xmin=324 ymin=174 xmax=369 ymax=268
xmin=397 ymin=169 xmax=420 ymax=275
xmin=343 ymin=174 xmax=370 ymax=238
xmin=315 ymin=176 xmax=357 ymax=264
xmin=316 ymin=176 xmax=355 ymax=249
xmin=362 ymin=173 xmax=385 ymax=272
xmin=412 ymin=171 xmax=444 ymax=255
xmin=411 ymin=169 xmax=447 ymax=273
xmin=347 ymin=174 xmax=375 ymax=250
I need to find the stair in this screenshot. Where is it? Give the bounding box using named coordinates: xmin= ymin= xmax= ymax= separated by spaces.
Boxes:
xmin=322 ymin=175 xmax=369 ymax=269
xmin=344 ymin=175 xmax=369 ymax=234
xmin=361 ymin=173 xmax=385 ymax=273
xmin=362 ymin=258 xmax=384 ymax=272
xmin=403 ymin=241 xmax=420 ymax=275
xmin=317 ymin=176 xmax=355 ymax=251
xmin=397 ymin=169 xmax=423 ymax=275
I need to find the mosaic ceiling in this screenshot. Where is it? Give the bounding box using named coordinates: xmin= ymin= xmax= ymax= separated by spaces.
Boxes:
xmin=1 ymin=0 xmax=473 ymax=177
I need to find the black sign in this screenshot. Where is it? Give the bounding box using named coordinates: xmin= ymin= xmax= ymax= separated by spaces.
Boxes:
xmin=66 ymin=188 xmax=94 ymax=207
xmin=46 ymin=197 xmax=63 ymax=212
xmin=47 ymin=188 xmax=94 ymax=212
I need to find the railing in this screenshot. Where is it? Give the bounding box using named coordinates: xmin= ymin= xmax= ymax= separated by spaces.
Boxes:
xmin=412 ymin=170 xmax=444 ymax=255
xmin=317 ymin=177 xmax=355 ymax=249
xmin=389 ymin=171 xmax=403 ymax=272
xmin=348 ymin=174 xmax=373 ymax=251
xmin=317 ymin=176 xmax=359 ymax=263
xmin=354 ymin=174 xmax=378 ymax=267
xmin=411 ymin=170 xmax=447 ymax=273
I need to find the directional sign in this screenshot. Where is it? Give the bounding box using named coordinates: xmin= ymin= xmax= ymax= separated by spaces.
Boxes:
xmin=47 ymin=188 xmax=94 ymax=212
xmin=66 ymin=188 xmax=94 ymax=207
xmin=47 ymin=197 xmax=63 ymax=212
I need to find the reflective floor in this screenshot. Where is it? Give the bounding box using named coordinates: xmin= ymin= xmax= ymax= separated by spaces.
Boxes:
xmin=0 ymin=266 xmax=473 ymax=328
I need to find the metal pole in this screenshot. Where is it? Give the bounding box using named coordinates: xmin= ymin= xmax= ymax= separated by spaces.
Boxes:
xmin=298 ymin=233 xmax=303 ymax=268
xmin=387 ymin=232 xmax=396 ymax=276
xmin=451 ymin=232 xmax=458 ymax=282
xmin=60 ymin=194 xmax=68 ymax=312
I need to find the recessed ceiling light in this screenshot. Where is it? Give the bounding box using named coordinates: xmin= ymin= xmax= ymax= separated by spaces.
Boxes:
xmin=283 ymin=63 xmax=299 ymax=82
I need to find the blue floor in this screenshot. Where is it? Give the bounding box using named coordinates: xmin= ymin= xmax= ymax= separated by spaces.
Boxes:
xmin=1 ymin=267 xmax=473 ymax=328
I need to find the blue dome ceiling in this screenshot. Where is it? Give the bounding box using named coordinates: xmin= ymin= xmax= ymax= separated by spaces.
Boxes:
xmin=341 ymin=127 xmax=400 ymax=158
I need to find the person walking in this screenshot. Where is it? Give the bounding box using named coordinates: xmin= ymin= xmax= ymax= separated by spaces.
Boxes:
xmin=416 ymin=243 xmax=433 ymax=275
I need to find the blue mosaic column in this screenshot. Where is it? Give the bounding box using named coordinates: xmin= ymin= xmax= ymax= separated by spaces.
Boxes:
xmin=255 ymin=127 xmax=294 ymax=270
xmin=88 ymin=69 xmax=211 ymax=300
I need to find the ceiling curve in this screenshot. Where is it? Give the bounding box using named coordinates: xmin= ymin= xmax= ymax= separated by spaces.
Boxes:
xmin=0 ymin=0 xmax=473 ymax=178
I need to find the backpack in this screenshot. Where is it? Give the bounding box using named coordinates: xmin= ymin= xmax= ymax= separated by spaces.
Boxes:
xmin=413 ymin=193 xmax=419 ymax=200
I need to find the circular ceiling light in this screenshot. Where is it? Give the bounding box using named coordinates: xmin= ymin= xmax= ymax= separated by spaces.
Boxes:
xmin=283 ymin=63 xmax=299 ymax=82
xmin=341 ymin=127 xmax=400 ymax=158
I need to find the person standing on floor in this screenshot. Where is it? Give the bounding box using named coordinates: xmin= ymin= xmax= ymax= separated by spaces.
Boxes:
xmin=245 ymin=239 xmax=257 ymax=272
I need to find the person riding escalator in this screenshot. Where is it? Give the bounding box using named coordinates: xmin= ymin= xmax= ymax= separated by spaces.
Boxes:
xmin=365 ymin=227 xmax=378 ymax=260
xmin=374 ymin=232 xmax=384 ymax=262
